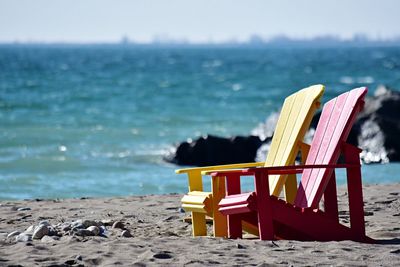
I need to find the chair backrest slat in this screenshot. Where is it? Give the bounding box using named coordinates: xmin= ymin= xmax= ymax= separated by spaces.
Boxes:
xmin=294 ymin=87 xmax=367 ymax=208
xmin=265 ymin=85 xmax=324 ymax=196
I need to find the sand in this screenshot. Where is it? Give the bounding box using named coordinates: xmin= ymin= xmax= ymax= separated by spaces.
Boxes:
xmin=0 ymin=183 xmax=399 ymax=266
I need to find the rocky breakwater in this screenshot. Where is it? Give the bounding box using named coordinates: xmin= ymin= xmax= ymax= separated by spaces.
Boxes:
xmin=164 ymin=135 xmax=263 ymax=166
xmin=165 ymin=86 xmax=400 ymax=166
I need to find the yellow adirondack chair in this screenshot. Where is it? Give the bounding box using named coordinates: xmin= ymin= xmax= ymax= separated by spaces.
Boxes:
xmin=176 ymin=84 xmax=325 ymax=237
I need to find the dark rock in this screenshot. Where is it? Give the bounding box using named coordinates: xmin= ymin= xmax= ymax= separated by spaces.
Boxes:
xmin=121 ymin=230 xmax=133 ymax=237
xmin=101 ymin=219 xmax=114 ymax=226
xmin=165 ymin=134 xmax=262 ymax=166
xmin=112 ymin=221 xmax=125 ymax=230
xmin=237 ymin=243 xmax=246 ymax=249
xmin=73 ymin=228 xmax=94 ymax=237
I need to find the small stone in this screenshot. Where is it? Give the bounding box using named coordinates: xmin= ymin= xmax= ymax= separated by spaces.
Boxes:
xmin=32 ymin=225 xmax=49 ymax=239
xmin=39 ymin=220 xmax=51 ymax=227
xmin=121 ymin=230 xmax=132 ymax=238
xmin=82 ymin=220 xmax=98 ymax=228
xmin=178 ymin=208 xmax=185 ymax=213
xmin=101 ymin=219 xmax=114 ymax=226
xmin=99 ymin=226 xmax=107 ymax=235
xmin=61 ymin=222 xmax=72 ymax=232
xmin=71 ymin=220 xmax=84 ymax=228
xmin=48 ymin=226 xmax=58 ymax=236
xmin=112 ymin=221 xmax=125 ymax=229
xmin=7 ymin=231 xmax=20 ymax=239
xmin=74 ymin=229 xmax=94 ymax=237
xmin=75 ymin=255 xmax=83 ymax=261
xmin=64 ymin=259 xmax=76 ymax=265
xmin=87 ymin=226 xmax=100 ymax=236
xmin=390 ymin=249 xmax=400 ymax=254
xmin=16 ymin=233 xmax=32 ymax=242
xmin=25 ymin=225 xmax=35 ymax=234
xmin=17 ymin=207 xmax=31 ymax=211
xmin=71 ymin=223 xmax=84 ymax=230
xmin=237 ymin=243 xmax=245 ymax=249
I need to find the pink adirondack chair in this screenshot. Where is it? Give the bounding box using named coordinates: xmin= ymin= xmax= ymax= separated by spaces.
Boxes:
xmin=213 ymin=87 xmax=374 ymax=242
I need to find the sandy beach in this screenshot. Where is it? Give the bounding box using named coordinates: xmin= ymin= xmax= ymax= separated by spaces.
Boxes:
xmin=0 ymin=183 xmax=399 ymax=266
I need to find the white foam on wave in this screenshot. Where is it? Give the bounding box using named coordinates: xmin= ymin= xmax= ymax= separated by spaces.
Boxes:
xmin=340 ymin=76 xmax=374 ymax=85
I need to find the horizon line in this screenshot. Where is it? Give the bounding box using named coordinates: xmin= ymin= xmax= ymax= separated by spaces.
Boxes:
xmin=1 ymin=33 xmax=400 ymax=46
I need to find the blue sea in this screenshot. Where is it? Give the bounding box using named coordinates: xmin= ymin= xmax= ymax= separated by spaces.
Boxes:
xmin=1 ymin=44 xmax=400 ymax=200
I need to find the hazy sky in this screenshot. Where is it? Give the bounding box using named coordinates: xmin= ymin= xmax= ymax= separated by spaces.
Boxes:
xmin=1 ymin=0 xmax=399 ymax=43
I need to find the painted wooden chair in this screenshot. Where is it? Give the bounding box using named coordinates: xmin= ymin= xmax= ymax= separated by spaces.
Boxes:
xmin=176 ymin=84 xmax=325 ymax=237
xmin=214 ymin=87 xmax=374 ymax=242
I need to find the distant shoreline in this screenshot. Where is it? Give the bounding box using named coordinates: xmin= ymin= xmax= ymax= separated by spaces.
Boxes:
xmin=1 ymin=38 xmax=400 ymax=48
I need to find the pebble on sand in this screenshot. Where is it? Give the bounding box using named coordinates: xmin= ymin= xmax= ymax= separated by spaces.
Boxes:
xmin=25 ymin=225 xmax=35 ymax=234
xmin=7 ymin=231 xmax=20 ymax=239
xmin=17 ymin=207 xmax=31 ymax=211
xmin=81 ymin=219 xmax=99 ymax=228
xmin=39 ymin=220 xmax=51 ymax=227
xmin=87 ymin=226 xmax=100 ymax=236
xmin=112 ymin=221 xmax=125 ymax=229
xmin=101 ymin=219 xmax=114 ymax=226
xmin=121 ymin=230 xmax=132 ymax=238
xmin=74 ymin=228 xmax=95 ymax=237
xmin=16 ymin=233 xmax=32 ymax=242
xmin=32 ymin=224 xmax=49 ymax=239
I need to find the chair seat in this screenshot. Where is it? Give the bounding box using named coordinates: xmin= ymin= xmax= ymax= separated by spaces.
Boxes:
xmin=219 ymin=192 xmax=257 ymax=215
xmin=181 ymin=191 xmax=212 ymax=214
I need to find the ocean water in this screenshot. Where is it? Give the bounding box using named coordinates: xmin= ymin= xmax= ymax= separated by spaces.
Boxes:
xmin=1 ymin=44 xmax=400 ymax=200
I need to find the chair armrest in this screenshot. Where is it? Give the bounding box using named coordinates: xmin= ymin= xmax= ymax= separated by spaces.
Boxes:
xmin=175 ymin=162 xmax=264 ymax=174
xmin=211 ymin=163 xmax=360 ymax=177
xmin=176 ymin=162 xmax=264 ymax=192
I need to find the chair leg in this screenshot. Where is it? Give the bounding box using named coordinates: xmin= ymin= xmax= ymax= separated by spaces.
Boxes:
xmin=255 ymin=170 xmax=274 ymax=240
xmin=226 ymin=173 xmax=242 ymax=238
xmin=324 ymin=172 xmax=339 ymax=222
xmin=284 ymin=174 xmax=297 ymax=204
xmin=212 ymin=175 xmax=227 ymax=237
xmin=344 ymin=144 xmax=366 ymax=239
xmin=187 ymin=171 xmax=206 ymax=236
xmin=228 ymin=214 xmax=243 ymax=239
xmin=192 ymin=212 xmax=207 ymax=236
xmin=347 ymin=169 xmax=365 ymax=238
